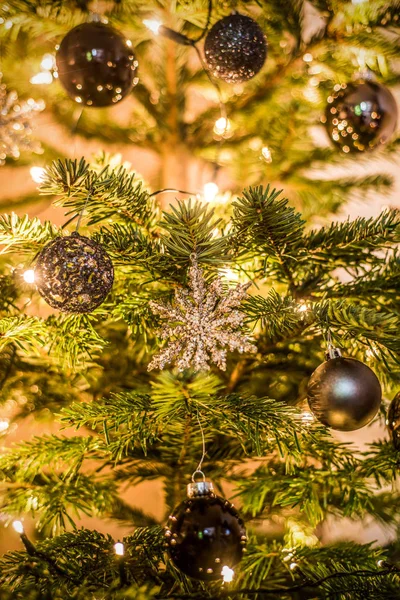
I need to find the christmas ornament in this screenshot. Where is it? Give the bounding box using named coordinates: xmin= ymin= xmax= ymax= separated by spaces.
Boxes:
xmin=165 ymin=479 xmax=246 ymax=581
xmin=0 ymin=74 xmax=45 ymax=165
xmin=388 ymin=392 xmax=400 ymax=450
xmin=148 ymin=256 xmax=256 ymax=372
xmin=324 ymin=80 xmax=398 ymax=153
xmin=56 ymin=21 xmax=139 ymax=107
xmin=35 ymin=232 xmax=114 ymax=313
xmin=204 ymin=13 xmax=267 ymax=84
xmin=307 ymin=348 xmax=381 ymax=431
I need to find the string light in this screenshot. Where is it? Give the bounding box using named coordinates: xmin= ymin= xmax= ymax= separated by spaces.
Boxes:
xmin=303 ymin=53 xmax=313 ymax=63
xmin=30 ymin=166 xmax=46 ymax=183
xmin=30 ymin=72 xmax=53 ymax=85
xmin=114 ymin=542 xmax=124 ymax=556
xmin=40 ymin=54 xmax=55 ymax=71
xmin=143 ymin=19 xmax=162 ymax=35
xmin=214 ymin=117 xmax=230 ymax=136
xmin=301 ymin=411 xmax=314 ymax=424
xmin=289 ymin=562 xmax=298 ymax=570
xmin=222 ymin=565 xmax=234 ymax=582
xmin=203 ymin=181 xmax=219 ymax=202
xmin=261 ymin=146 xmax=272 ymax=163
xmin=23 ymin=269 xmax=35 ymax=284
xmin=0 ymin=419 xmax=9 ymax=433
xmin=12 ymin=520 xmax=24 ymax=534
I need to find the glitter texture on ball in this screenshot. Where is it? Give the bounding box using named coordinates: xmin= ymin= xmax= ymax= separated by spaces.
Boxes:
xmin=35 ymin=233 xmax=114 ymax=313
xmin=204 ymin=13 xmax=267 ymax=83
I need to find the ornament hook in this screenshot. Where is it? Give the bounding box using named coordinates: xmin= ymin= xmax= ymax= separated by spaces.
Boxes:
xmin=191 ymin=469 xmax=206 ymax=483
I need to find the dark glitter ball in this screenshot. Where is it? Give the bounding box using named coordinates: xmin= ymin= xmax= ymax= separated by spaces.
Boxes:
xmin=56 ymin=22 xmax=138 ymax=107
xmin=165 ymin=494 xmax=246 ymax=581
xmin=324 ymin=80 xmax=398 ymax=152
xmin=35 ymin=233 xmax=114 ymax=313
xmin=204 ymin=13 xmax=267 ymax=83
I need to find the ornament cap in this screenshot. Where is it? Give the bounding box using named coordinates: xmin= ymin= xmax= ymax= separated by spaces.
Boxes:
xmin=187 ymin=480 xmax=214 ymax=498
xmin=325 ymin=346 xmax=342 ymax=360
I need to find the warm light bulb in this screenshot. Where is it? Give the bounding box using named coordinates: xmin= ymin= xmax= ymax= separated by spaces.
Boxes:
xmin=30 ymin=71 xmax=53 ymax=85
xmin=261 ymin=146 xmax=272 ymax=163
xmin=30 ymin=166 xmax=46 ymax=184
xmin=23 ymin=269 xmax=35 ymax=284
xmin=114 ymin=542 xmax=124 ymax=556
xmin=289 ymin=562 xmax=298 ymax=570
xmin=214 ymin=117 xmax=230 ymax=136
xmin=0 ymin=418 xmax=9 ymax=433
xmin=143 ymin=19 xmax=162 ymax=34
xmin=203 ymin=182 xmax=219 ymax=202
xmin=40 ymin=54 xmax=55 ymax=71
xmin=12 ymin=521 xmax=24 ymax=534
xmin=221 ymin=565 xmax=234 ymax=583
xmin=301 ymin=411 xmax=314 ymax=424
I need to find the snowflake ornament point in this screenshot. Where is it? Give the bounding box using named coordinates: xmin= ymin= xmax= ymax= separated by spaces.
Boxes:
xmin=148 ymin=257 xmax=256 ymax=372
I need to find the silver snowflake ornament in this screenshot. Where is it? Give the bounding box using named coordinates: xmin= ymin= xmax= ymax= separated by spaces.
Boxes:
xmin=148 ymin=257 xmax=257 ymax=372
xmin=0 ymin=73 xmax=45 ymax=165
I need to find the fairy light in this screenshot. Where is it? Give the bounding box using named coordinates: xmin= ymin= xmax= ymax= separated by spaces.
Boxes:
xmin=303 ymin=53 xmax=313 ymax=63
xmin=12 ymin=520 xmax=24 ymax=534
xmin=301 ymin=411 xmax=314 ymax=424
xmin=114 ymin=542 xmax=124 ymax=556
xmin=203 ymin=181 xmax=219 ymax=202
xmin=143 ymin=19 xmax=162 ymax=34
xmin=290 ymin=562 xmax=298 ymax=570
xmin=220 ymin=268 xmax=240 ymax=282
xmin=214 ymin=117 xmax=230 ymax=136
xmin=23 ymin=269 xmax=35 ymax=284
xmin=261 ymin=146 xmax=272 ymax=163
xmin=30 ymin=166 xmax=46 ymax=183
xmin=30 ymin=72 xmax=53 ymax=85
xmin=0 ymin=418 xmax=9 ymax=433
xmin=40 ymin=54 xmax=55 ymax=71
xmin=222 ymin=565 xmax=234 ymax=582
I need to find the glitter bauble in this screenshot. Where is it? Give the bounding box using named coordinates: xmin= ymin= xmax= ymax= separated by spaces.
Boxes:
xmin=35 ymin=233 xmax=114 ymax=313
xmin=307 ymin=356 xmax=381 ymax=431
xmin=388 ymin=392 xmax=400 ymax=450
xmin=165 ymin=481 xmax=246 ymax=581
xmin=56 ymin=22 xmax=138 ymax=107
xmin=204 ymin=13 xmax=267 ymax=83
xmin=324 ymin=81 xmax=398 ymax=152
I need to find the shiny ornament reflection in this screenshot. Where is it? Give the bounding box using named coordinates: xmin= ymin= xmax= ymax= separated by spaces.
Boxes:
xmin=56 ymin=22 xmax=138 ymax=107
xmin=205 ymin=13 xmax=267 ymax=83
xmin=165 ymin=481 xmax=246 ymax=581
xmin=324 ymin=80 xmax=397 ymax=152
xmin=307 ymin=356 xmax=381 ymax=431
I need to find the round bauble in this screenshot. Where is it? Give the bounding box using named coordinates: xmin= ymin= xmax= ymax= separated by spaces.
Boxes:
xmin=307 ymin=356 xmax=381 ymax=431
xmin=388 ymin=392 xmax=400 ymax=450
xmin=56 ymin=22 xmax=138 ymax=107
xmin=204 ymin=13 xmax=267 ymax=84
xmin=165 ymin=480 xmax=246 ymax=581
xmin=324 ymin=80 xmax=398 ymax=152
xmin=35 ymin=233 xmax=114 ymax=313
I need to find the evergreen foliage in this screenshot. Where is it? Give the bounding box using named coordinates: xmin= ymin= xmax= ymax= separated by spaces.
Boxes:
xmin=0 ymin=0 xmax=400 ymax=599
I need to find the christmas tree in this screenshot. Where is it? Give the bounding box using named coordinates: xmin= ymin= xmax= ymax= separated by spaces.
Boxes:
xmin=0 ymin=1 xmax=400 ymax=598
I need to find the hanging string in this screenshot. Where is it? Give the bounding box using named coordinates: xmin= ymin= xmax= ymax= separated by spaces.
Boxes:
xmin=192 ymin=0 xmax=213 ymax=42
xmin=149 ymin=187 xmax=197 ymax=198
xmin=75 ymin=190 xmax=91 ymax=233
xmin=191 ymin=408 xmax=207 ymax=482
